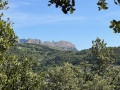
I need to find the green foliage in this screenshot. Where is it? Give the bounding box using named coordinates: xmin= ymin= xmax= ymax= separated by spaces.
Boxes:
xmin=0 ymin=3 xmax=17 ymax=52
xmin=0 ymin=1 xmax=44 ymax=89
xmin=88 ymin=38 xmax=120 ymax=89
xmin=0 ymin=53 xmax=43 ymax=89
xmin=91 ymin=37 xmax=116 ymax=75
xmin=43 ymin=63 xmax=84 ymax=90
xmin=9 ymin=43 xmax=91 ymax=71
xmin=9 ymin=42 xmax=120 ymax=72
xmin=97 ymin=0 xmax=108 ymax=11
xmin=43 ymin=63 xmax=120 ymax=90
xmin=0 ymin=0 xmax=120 ymax=89
xmin=0 ymin=0 xmax=9 ymax=10
xmin=109 ymin=20 xmax=120 ymax=33
xmin=0 ymin=16 xmax=18 ymax=52
xmin=48 ymin=0 xmax=76 ymax=14
xmin=114 ymin=0 xmax=120 ymax=5
xmin=44 ymin=38 xmax=120 ymax=90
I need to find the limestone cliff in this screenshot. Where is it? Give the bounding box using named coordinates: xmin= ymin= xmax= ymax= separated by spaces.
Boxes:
xmin=27 ymin=38 xmax=42 ymax=44
xmin=43 ymin=41 xmax=77 ymax=51
xmin=18 ymin=39 xmax=77 ymax=51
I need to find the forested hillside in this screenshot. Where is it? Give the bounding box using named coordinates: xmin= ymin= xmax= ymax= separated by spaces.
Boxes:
xmin=8 ymin=43 xmax=120 ymax=71
xmin=1 ymin=0 xmax=120 ymax=89
xmin=8 ymin=43 xmax=90 ymax=71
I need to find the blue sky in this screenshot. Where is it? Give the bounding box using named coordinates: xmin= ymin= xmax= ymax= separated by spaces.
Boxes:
xmin=3 ymin=0 xmax=120 ymax=50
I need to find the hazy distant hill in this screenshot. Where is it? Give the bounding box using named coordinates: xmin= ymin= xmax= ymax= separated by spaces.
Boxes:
xmin=18 ymin=38 xmax=77 ymax=51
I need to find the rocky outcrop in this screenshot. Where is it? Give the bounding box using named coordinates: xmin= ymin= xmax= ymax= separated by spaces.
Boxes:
xmin=18 ymin=39 xmax=77 ymax=51
xmin=27 ymin=38 xmax=42 ymax=44
xmin=43 ymin=41 xmax=77 ymax=51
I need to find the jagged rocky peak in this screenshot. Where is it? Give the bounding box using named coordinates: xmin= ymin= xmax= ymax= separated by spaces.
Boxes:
xmin=57 ymin=41 xmax=77 ymax=51
xmin=54 ymin=40 xmax=76 ymax=48
xmin=43 ymin=41 xmax=53 ymax=46
xmin=18 ymin=39 xmax=77 ymax=51
xmin=27 ymin=38 xmax=42 ymax=44
xmin=43 ymin=40 xmax=77 ymax=51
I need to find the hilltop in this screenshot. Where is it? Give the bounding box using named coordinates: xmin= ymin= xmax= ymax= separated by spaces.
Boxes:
xmin=17 ymin=39 xmax=77 ymax=51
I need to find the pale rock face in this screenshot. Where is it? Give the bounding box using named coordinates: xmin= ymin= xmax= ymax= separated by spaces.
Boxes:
xmin=43 ymin=40 xmax=77 ymax=51
xmin=18 ymin=39 xmax=77 ymax=51
xmin=43 ymin=41 xmax=53 ymax=46
xmin=27 ymin=38 xmax=42 ymax=44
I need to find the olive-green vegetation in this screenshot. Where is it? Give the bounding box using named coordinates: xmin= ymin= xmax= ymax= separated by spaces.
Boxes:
xmin=6 ymin=37 xmax=120 ymax=89
xmin=0 ymin=1 xmax=43 ymax=89
xmin=9 ymin=43 xmax=90 ymax=71
xmin=42 ymin=38 xmax=120 ymax=90
xmin=8 ymin=41 xmax=120 ymax=72
xmin=0 ymin=0 xmax=120 ymax=89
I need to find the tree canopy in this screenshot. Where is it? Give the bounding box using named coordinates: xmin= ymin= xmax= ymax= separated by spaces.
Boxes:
xmin=0 ymin=1 xmax=43 ymax=89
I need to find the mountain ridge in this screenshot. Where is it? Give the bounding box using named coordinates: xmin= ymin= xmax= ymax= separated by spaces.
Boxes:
xmin=17 ymin=38 xmax=77 ymax=51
